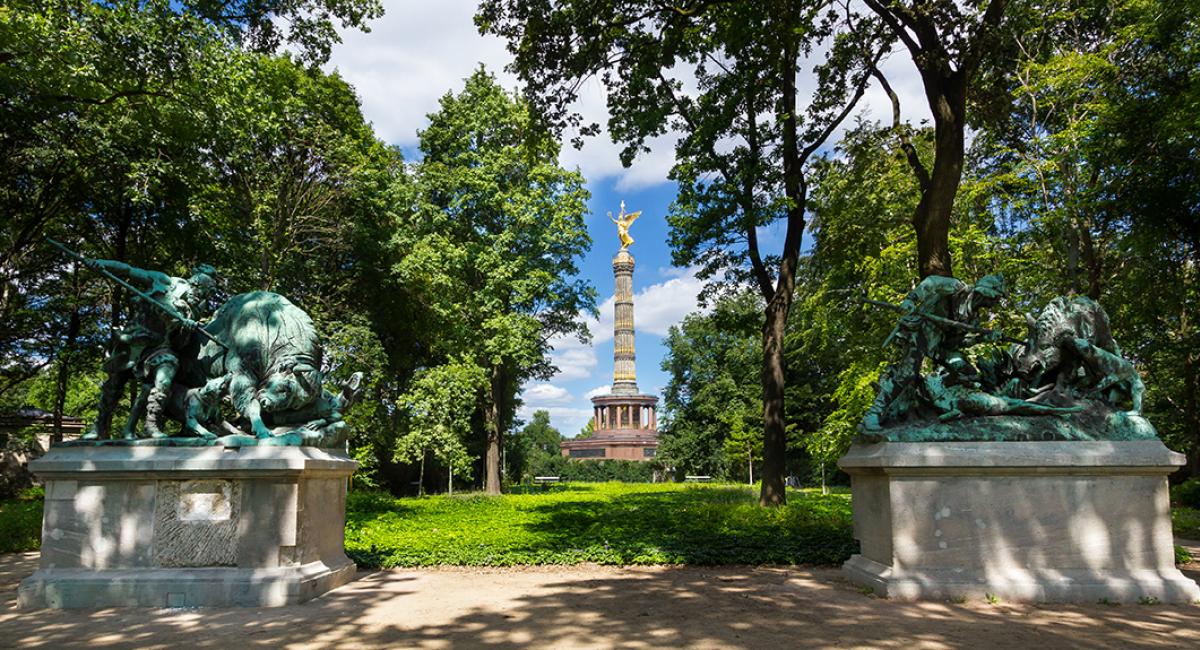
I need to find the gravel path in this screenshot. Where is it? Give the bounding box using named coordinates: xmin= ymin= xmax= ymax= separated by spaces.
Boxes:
xmin=2 ymin=552 xmax=1198 ymax=649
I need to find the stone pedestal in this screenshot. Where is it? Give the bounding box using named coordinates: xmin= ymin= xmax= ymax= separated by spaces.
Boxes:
xmin=839 ymin=440 xmax=1200 ymax=603
xmin=18 ymin=445 xmax=357 ymax=608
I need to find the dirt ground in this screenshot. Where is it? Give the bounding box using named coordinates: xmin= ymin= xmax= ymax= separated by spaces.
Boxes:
xmin=1 ymin=550 xmax=1198 ymax=650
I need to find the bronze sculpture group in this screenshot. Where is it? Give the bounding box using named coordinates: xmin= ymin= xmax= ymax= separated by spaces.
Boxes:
xmin=861 ymin=274 xmax=1151 ymax=441
xmin=52 ymin=242 xmax=360 ymax=447
xmin=51 ymin=227 xmax=1148 ymax=447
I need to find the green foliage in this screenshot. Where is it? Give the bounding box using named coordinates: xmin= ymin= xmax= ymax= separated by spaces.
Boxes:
xmin=507 ymin=409 xmax=563 ymax=483
xmin=723 ymin=418 xmax=763 ymax=484
xmin=1174 ymin=480 xmax=1200 ymax=510
xmin=0 ymin=486 xmax=44 ymax=554
xmin=21 ymin=367 xmax=103 ymax=425
xmin=397 ymin=67 xmax=595 ymax=492
xmin=526 ymin=457 xmax=656 ymax=483
xmin=345 ymin=483 xmax=855 ymax=568
xmin=1175 ymin=507 xmax=1200 ymax=541
xmin=658 ymin=292 xmax=762 ymax=478
xmin=1176 ymin=545 xmax=1194 ymax=566
xmin=395 ymin=359 xmax=485 ymax=491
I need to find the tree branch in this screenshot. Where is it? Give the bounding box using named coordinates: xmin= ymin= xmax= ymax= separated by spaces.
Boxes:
xmin=962 ymin=0 xmax=1011 ymax=75
xmin=862 ymin=0 xmax=923 ymax=59
xmin=869 ymin=62 xmax=930 ymax=190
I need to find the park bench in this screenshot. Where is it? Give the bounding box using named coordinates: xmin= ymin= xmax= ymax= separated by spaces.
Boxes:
xmin=684 ymin=475 xmax=712 ymax=483
xmin=533 ymin=476 xmax=561 ymax=488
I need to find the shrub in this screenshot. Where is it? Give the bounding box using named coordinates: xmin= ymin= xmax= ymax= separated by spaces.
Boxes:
xmin=528 ymin=455 xmax=656 ymax=482
xmin=1176 ymin=544 xmax=1193 ymax=565
xmin=0 ymin=486 xmax=44 ymax=553
xmin=1171 ymin=479 xmax=1200 ymax=509
xmin=1175 ymin=507 xmax=1200 ymax=540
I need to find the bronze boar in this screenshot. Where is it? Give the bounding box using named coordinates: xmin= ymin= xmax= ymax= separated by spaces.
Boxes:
xmin=197 ymin=291 xmax=324 ymax=439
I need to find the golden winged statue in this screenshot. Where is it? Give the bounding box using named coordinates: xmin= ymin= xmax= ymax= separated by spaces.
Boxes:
xmin=609 ymin=201 xmax=641 ymax=249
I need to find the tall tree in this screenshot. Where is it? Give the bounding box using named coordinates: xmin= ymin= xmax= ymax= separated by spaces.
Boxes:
xmin=969 ymin=0 xmax=1200 ymax=473
xmin=397 ymin=68 xmax=594 ymax=494
xmin=478 ymin=0 xmax=883 ymax=504
xmin=396 ymin=359 xmax=483 ymax=496
xmin=860 ymin=0 xmax=1011 ymax=277
xmin=0 ymin=0 xmax=386 ymax=398
xmin=508 ymin=409 xmax=563 ymax=482
xmin=659 ymin=291 xmax=762 ymax=480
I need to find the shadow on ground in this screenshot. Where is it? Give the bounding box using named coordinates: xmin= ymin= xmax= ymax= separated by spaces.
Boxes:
xmin=2 ymin=553 xmax=1198 ymax=649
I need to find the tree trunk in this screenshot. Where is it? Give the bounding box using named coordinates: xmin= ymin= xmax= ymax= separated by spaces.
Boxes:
xmin=759 ymin=293 xmax=792 ymax=505
xmin=757 ymin=25 xmax=805 ymax=508
xmin=418 ymin=451 xmax=426 ymax=497
xmin=1184 ymin=340 xmax=1199 ymax=478
xmin=51 ymin=306 xmax=81 ymax=444
xmin=484 ymin=365 xmax=506 ymax=495
xmin=748 ymin=445 xmax=754 ymax=485
xmin=914 ymin=79 xmax=965 ymax=279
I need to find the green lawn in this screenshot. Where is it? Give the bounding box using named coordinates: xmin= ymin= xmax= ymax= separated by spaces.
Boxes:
xmin=1175 ymin=507 xmax=1200 ymax=540
xmin=3 ymin=483 xmax=1199 ymax=568
xmin=345 ymin=483 xmax=855 ymax=568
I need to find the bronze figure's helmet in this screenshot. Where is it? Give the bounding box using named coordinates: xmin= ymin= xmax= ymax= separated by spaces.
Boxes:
xmin=974 ymin=273 xmax=1007 ymax=300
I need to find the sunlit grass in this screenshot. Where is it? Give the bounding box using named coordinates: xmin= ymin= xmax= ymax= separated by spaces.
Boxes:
xmin=344 ymin=482 xmax=856 ymax=568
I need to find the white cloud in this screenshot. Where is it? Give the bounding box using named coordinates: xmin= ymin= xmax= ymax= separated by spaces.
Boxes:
xmin=605 ymin=265 xmax=708 ymax=338
xmin=325 ymin=3 xmax=516 ymax=148
xmin=657 ymin=265 xmax=693 ymax=279
xmin=522 ymin=383 xmax=573 ymax=405
xmin=326 ymin=5 xmax=678 ymax=190
xmin=584 ymin=385 xmax=612 ymax=399
xmin=546 ymin=335 xmax=597 ymax=380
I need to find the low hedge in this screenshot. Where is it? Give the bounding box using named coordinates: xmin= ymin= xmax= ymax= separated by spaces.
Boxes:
xmin=0 ymin=486 xmax=43 ymax=554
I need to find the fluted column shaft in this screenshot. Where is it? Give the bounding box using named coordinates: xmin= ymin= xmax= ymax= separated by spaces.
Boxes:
xmin=612 ymin=250 xmax=638 ymax=396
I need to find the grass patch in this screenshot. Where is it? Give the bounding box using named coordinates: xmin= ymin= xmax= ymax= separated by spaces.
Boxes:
xmin=345 ymin=482 xmax=856 ymax=568
xmin=0 ymin=486 xmax=44 ymax=554
xmin=1174 ymin=507 xmax=1200 ymax=540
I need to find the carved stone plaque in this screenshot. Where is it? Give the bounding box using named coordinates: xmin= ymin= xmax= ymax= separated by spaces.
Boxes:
xmin=154 ymin=479 xmax=240 ymax=567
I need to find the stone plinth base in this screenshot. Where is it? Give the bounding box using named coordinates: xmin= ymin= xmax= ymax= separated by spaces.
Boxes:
xmin=838 ymin=441 xmax=1200 ymax=603
xmin=18 ymin=445 xmax=357 ymax=608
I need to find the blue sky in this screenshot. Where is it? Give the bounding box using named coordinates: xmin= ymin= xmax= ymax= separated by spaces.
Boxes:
xmin=323 ymin=1 xmax=930 ymax=437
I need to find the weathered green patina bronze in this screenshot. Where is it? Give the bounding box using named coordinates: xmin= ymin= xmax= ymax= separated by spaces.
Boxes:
xmin=860 ymin=275 xmax=1155 ymax=442
xmin=50 ymin=241 xmax=360 ymax=448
